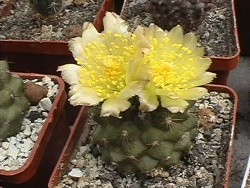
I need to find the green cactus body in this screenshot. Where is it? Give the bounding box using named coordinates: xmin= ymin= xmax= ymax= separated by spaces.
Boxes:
xmin=147 ymin=0 xmax=214 ymax=32
xmin=29 ymin=0 xmax=63 ymax=17
xmin=0 ymin=61 xmax=30 ymax=140
xmin=91 ymin=98 xmax=198 ymax=174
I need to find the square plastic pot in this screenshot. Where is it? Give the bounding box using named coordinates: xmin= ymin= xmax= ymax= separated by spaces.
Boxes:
xmin=0 ymin=73 xmax=70 ymax=187
xmin=48 ymin=84 xmax=238 ymax=188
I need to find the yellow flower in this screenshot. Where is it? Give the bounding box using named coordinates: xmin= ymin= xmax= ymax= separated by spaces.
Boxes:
xmin=58 ymin=12 xmax=215 ymax=117
xmin=135 ymin=24 xmax=216 ymax=113
xmin=58 ymin=12 xmax=148 ymax=118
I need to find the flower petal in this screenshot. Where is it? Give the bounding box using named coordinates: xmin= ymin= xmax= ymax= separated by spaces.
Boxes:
xmin=167 ymin=25 xmax=184 ymax=45
xmin=57 ymin=64 xmax=81 ymax=85
xmin=174 ymin=57 xmax=212 ymax=78
xmin=125 ymin=57 xmax=149 ymax=83
xmin=182 ymin=32 xmax=198 ymax=50
xmin=81 ymin=22 xmax=99 ymax=38
xmin=68 ymin=37 xmax=84 ymax=60
xmin=69 ymin=22 xmax=100 ymax=61
xmin=118 ymin=81 xmax=148 ymax=100
xmin=68 ymin=84 xmax=100 ymax=106
xmin=160 ymin=96 xmax=189 ymax=113
xmin=155 ymin=89 xmax=179 ymax=99
xmin=103 ymin=12 xmax=128 ymax=34
xmin=190 ymin=58 xmax=213 ymax=77
xmin=138 ymin=89 xmax=159 ymax=112
xmin=100 ymin=97 xmax=131 ymax=118
xmin=133 ymin=29 xmax=151 ymax=54
xmin=184 ymin=72 xmax=216 ymax=88
xmin=134 ymin=24 xmax=166 ymax=47
xmin=177 ymin=87 xmax=208 ymax=100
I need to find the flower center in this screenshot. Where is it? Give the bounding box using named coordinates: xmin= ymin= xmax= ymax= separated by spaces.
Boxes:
xmin=77 ymin=31 xmax=136 ymax=101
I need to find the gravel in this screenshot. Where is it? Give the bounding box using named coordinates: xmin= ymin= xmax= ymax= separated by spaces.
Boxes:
xmin=55 ymin=91 xmax=235 ymax=188
xmin=0 ymin=76 xmax=59 ymax=171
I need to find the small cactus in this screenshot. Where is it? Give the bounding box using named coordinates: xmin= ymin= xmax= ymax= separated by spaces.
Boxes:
xmin=146 ymin=0 xmax=214 ymax=32
xmin=91 ymin=98 xmax=198 ymax=174
xmin=0 ymin=61 xmax=30 ymax=140
xmin=29 ymin=0 xmax=63 ymax=17
xmin=58 ymin=12 xmax=216 ymax=174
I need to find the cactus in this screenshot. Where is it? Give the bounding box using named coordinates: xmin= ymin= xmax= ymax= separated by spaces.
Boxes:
xmin=0 ymin=61 xmax=30 ymax=140
xmin=91 ymin=98 xmax=198 ymax=174
xmin=29 ymin=0 xmax=63 ymax=17
xmin=58 ymin=12 xmax=216 ymax=174
xmin=146 ymin=0 xmax=214 ymax=32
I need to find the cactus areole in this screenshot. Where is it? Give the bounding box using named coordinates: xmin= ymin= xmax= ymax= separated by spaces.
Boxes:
xmin=58 ymin=12 xmax=216 ymax=173
xmin=0 ymin=61 xmax=30 ymax=140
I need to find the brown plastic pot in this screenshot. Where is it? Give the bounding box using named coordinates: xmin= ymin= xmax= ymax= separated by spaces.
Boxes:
xmin=0 ymin=73 xmax=70 ymax=186
xmin=0 ymin=0 xmax=115 ymax=75
xmin=118 ymin=0 xmax=240 ymax=85
xmin=48 ymin=84 xmax=238 ymax=188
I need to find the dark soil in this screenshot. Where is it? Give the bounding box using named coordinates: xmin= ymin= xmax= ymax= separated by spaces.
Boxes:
xmin=0 ymin=0 xmax=103 ymax=41
xmin=120 ymin=0 xmax=238 ymax=57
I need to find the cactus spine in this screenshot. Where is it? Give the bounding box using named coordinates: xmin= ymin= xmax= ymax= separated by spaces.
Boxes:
xmin=91 ymin=98 xmax=198 ymax=174
xmin=0 ymin=61 xmax=30 ymax=140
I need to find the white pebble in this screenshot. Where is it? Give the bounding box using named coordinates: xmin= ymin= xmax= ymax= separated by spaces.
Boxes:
xmin=8 ymin=138 xmax=18 ymax=149
xmin=79 ymin=146 xmax=91 ymax=155
xmin=24 ymin=129 xmax=31 ymax=136
xmin=39 ymin=98 xmax=53 ymax=111
xmin=68 ymin=168 xmax=84 ymax=178
xmin=21 ymin=138 xmax=34 ymax=153
xmin=30 ymin=134 xmax=38 ymax=142
xmin=42 ymin=76 xmax=52 ymax=85
xmin=1 ymin=142 xmax=10 ymax=149
xmin=0 ymin=155 xmax=6 ymax=162
xmin=7 ymin=149 xmax=19 ymax=160
xmin=0 ymin=148 xmax=7 ymax=155
xmin=42 ymin=112 xmax=48 ymax=117
xmin=196 ymin=133 xmax=204 ymax=140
